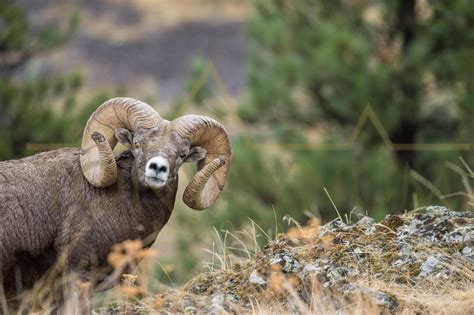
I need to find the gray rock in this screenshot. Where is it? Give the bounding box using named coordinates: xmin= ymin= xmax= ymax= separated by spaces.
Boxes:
xmin=339 ymin=283 xmax=355 ymax=292
xmin=270 ymin=253 xmax=301 ymax=273
xmin=302 ymin=263 xmax=322 ymax=275
xmin=463 ymin=230 xmax=474 ymax=246
xmin=462 ymin=246 xmax=472 ymax=256
xmin=320 ymin=218 xmax=347 ymax=236
xmin=356 ymin=216 xmax=376 ymax=234
xmin=225 ymin=292 xmax=241 ymax=304
xmin=191 ymin=285 xmax=206 ymax=295
xmin=376 ymin=292 xmax=398 ymax=310
xmin=392 ymin=259 xmax=407 ymax=267
xmin=249 ymin=269 xmax=266 ymax=285
xmin=426 ymin=205 xmax=450 ymax=215
xmin=327 ymin=267 xmax=352 ymax=283
xmin=211 ymin=293 xmax=224 ymax=308
xmin=419 ymin=255 xmax=443 ymax=277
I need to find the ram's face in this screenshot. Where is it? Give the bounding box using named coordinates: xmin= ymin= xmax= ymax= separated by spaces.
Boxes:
xmin=115 ymin=123 xmax=207 ymax=189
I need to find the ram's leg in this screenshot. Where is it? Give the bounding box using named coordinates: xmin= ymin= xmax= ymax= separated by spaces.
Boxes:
xmin=61 ymin=276 xmax=92 ymax=315
xmin=78 ymin=279 xmax=93 ymax=314
xmin=0 ymin=283 xmax=9 ymax=315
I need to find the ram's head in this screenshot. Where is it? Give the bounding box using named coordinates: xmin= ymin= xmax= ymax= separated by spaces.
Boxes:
xmin=79 ymin=97 xmax=232 ymax=210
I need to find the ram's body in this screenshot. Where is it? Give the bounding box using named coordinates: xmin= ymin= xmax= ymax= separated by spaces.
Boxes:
xmin=0 ymin=148 xmax=175 ymax=297
xmin=0 ymin=98 xmax=231 ymax=312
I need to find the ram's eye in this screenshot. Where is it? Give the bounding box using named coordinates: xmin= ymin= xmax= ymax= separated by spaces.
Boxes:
xmin=134 ymin=142 xmax=141 ymax=149
xmin=179 ymin=153 xmax=187 ymax=159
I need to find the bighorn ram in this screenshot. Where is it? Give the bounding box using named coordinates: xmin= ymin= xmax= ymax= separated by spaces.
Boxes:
xmin=0 ymin=97 xmax=231 ymax=311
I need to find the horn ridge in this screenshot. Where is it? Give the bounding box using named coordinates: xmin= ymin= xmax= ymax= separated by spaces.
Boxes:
xmin=80 ymin=97 xmax=161 ymax=187
xmin=173 ymin=115 xmax=232 ymax=210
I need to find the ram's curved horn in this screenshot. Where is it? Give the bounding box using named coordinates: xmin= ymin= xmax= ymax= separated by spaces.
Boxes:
xmin=80 ymin=97 xmax=161 ymax=187
xmin=173 ymin=115 xmax=232 ymax=210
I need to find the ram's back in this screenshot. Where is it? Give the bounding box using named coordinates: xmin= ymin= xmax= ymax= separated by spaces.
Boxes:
xmin=0 ymin=149 xmax=83 ymax=268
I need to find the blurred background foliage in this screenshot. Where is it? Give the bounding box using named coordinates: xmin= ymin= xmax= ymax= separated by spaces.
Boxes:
xmin=234 ymin=0 xmax=474 ymax=219
xmin=170 ymin=0 xmax=474 ymax=283
xmin=0 ymin=0 xmax=114 ymax=159
xmin=1 ymin=0 xmax=473 ymax=286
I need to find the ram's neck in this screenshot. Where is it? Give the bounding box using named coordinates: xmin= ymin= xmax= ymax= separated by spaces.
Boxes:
xmin=118 ymin=161 xmax=176 ymax=240
xmin=147 ymin=175 xmax=178 ymax=212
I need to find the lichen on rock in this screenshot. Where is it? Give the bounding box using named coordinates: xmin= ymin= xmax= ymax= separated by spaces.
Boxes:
xmin=97 ymin=207 xmax=474 ymax=314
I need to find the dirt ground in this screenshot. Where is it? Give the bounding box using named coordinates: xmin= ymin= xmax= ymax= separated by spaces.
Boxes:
xmin=16 ymin=0 xmax=249 ymax=102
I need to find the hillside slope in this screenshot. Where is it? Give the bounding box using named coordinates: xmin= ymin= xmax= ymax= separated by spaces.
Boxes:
xmin=99 ymin=206 xmax=473 ymax=314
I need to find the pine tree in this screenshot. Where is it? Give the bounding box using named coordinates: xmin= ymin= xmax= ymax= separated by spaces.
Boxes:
xmin=231 ymin=0 xmax=474 ymax=220
xmin=0 ymin=0 xmax=85 ymax=159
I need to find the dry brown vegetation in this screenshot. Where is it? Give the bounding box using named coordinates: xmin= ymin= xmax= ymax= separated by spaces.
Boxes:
xmin=92 ymin=206 xmax=473 ymax=314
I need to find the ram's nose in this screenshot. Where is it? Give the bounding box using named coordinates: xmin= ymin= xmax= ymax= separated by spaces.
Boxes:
xmin=145 ymin=156 xmax=169 ymax=188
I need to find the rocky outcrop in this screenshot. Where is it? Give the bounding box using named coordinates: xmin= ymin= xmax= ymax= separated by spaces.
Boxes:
xmin=98 ymin=206 xmax=474 ymax=314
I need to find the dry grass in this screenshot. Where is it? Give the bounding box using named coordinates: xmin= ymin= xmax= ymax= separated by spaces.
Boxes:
xmin=3 ymin=162 xmax=473 ymax=314
xmin=87 ymin=207 xmax=473 ymax=314
xmin=3 ymin=207 xmax=472 ymax=314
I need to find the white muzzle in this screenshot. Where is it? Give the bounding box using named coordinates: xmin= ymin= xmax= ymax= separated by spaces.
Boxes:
xmin=145 ymin=156 xmax=169 ymax=188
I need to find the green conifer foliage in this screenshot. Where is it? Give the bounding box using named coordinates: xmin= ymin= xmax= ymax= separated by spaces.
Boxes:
xmin=0 ymin=0 xmax=88 ymax=160
xmin=231 ymin=0 xmax=473 ymax=221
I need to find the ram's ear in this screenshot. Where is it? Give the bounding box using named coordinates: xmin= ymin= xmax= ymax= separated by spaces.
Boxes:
xmin=184 ymin=146 xmax=207 ymax=163
xmin=115 ymin=128 xmax=133 ymax=148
